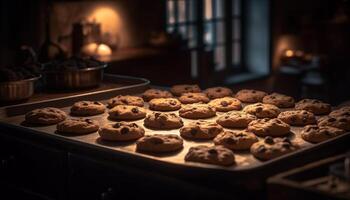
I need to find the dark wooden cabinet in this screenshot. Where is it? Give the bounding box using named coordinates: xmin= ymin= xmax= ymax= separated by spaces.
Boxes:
xmin=0 ymin=134 xmax=67 ymax=200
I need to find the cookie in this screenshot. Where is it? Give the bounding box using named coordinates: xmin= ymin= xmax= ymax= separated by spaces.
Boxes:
xmin=330 ymin=106 xmax=350 ymax=117
xmin=136 ymin=134 xmax=183 ymax=153
xmin=98 ymin=122 xmax=145 ymax=141
xmin=148 ymin=98 xmax=181 ymax=111
xmin=180 ymin=121 xmax=223 ymax=140
xmin=144 ymin=112 xmax=183 ymax=130
xmin=204 ymin=87 xmax=233 ymax=99
xmin=185 ymin=145 xmax=235 ymax=166
xmin=108 ymin=105 xmax=146 ymax=120
xmin=278 ymin=110 xmax=316 ymax=126
xmin=301 ymin=125 xmax=345 ymax=143
xmin=247 ymin=118 xmax=291 ymax=137
xmin=57 ymin=118 xmax=99 ymax=134
xmin=295 ymin=99 xmax=331 ymax=115
xmin=142 ymin=89 xmax=173 ymax=102
xmin=70 ymin=101 xmax=106 ymax=116
xmin=250 ymin=137 xmax=299 ymax=161
xmin=243 ymin=103 xmax=280 ymax=118
xmin=262 ymin=93 xmax=295 ymax=108
xmin=107 ymin=95 xmax=144 ymax=108
xmin=317 ymin=115 xmax=350 ymax=131
xmin=170 ymin=84 xmax=201 ymax=96
xmin=208 ymin=97 xmax=242 ymax=112
xmin=213 ymin=130 xmax=258 ymax=150
xmin=179 ymin=103 xmax=216 ymax=119
xmin=216 ymin=111 xmax=257 ymax=128
xmin=25 ymin=107 xmax=67 ymax=125
xmin=235 ymin=89 xmax=267 ymax=103
xmin=178 ymin=92 xmax=210 ymax=104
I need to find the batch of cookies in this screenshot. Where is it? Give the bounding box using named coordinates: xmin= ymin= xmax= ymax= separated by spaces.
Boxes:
xmin=23 ymin=84 xmax=350 ymax=167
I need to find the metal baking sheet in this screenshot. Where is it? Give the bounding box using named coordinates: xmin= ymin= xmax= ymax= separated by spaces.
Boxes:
xmin=0 ymin=83 xmax=349 ymax=176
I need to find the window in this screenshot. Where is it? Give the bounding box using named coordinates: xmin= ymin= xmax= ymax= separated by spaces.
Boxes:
xmin=166 ymin=0 xmax=243 ymax=76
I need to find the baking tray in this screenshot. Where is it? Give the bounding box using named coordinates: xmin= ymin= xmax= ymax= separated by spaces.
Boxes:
xmin=0 ymin=81 xmax=349 ymax=179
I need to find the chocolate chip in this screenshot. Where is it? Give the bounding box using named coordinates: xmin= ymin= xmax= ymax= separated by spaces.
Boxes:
xmin=264 ymin=136 xmax=274 ymax=144
xmin=271 ymin=96 xmax=276 ymax=99
xmin=256 ymin=107 xmax=263 ymax=112
xmin=290 ymin=116 xmax=297 ymax=122
xmin=131 ymin=108 xmax=139 ymax=113
xmin=221 ymin=101 xmax=229 ymax=107
xmin=216 ymin=89 xmax=222 ymax=92
xmin=121 ymin=99 xmax=128 ymax=104
xmin=236 ymin=133 xmax=245 ymax=137
xmin=302 ymin=117 xmax=308 ymax=123
xmin=208 ymin=148 xmax=218 ymax=154
xmin=83 ymin=103 xmax=89 ymax=106
xmin=120 ymin=127 xmax=129 ymax=134
xmin=85 ymin=119 xmax=92 ymax=123
xmin=155 ymin=112 xmax=161 ymax=118
xmin=282 ymin=143 xmax=291 ymax=149
xmin=328 ymin=117 xmax=336 ymax=122
xmin=185 ymin=87 xmax=191 ymax=90
xmin=190 ymin=128 xmax=197 ymax=135
xmin=339 ymin=118 xmax=347 ymax=123
xmin=151 ymin=137 xmax=164 ymax=144
xmin=257 ymin=145 xmax=266 ymax=153
xmin=188 ymin=95 xmax=193 ymax=98
xmin=225 ymin=137 xmax=236 ymax=144
xmin=113 ymin=123 xmax=121 ymax=128
xmin=131 ymin=123 xmax=138 ymax=128
xmin=94 ymin=101 xmax=100 ymax=105
xmin=169 ymin=100 xmax=177 ymax=105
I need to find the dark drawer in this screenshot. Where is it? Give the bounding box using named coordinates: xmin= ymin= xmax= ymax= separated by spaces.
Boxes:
xmin=68 ymin=153 xmax=227 ymax=200
xmin=0 ymin=134 xmax=67 ymax=200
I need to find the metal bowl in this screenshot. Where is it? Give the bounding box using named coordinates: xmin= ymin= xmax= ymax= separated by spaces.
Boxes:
xmin=0 ymin=76 xmax=41 ymax=101
xmin=43 ymin=64 xmax=107 ymax=90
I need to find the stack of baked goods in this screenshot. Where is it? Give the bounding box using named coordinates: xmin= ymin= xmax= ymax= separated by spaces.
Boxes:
xmin=23 ymin=84 xmax=350 ymax=167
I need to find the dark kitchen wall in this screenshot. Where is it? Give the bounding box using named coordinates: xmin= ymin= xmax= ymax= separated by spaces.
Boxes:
xmin=0 ymin=0 xmax=165 ymax=66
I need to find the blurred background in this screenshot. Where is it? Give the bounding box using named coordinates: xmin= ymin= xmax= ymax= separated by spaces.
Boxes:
xmin=1 ymin=0 xmax=350 ymax=105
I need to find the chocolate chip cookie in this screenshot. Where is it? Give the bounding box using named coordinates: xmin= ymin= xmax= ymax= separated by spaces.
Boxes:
xmin=216 ymin=111 xmax=257 ymax=128
xmin=170 ymin=84 xmax=201 ymax=96
xmin=179 ymin=103 xmax=216 ymax=119
xmin=185 ymin=145 xmax=235 ymax=166
xmin=107 ymin=95 xmax=144 ymax=108
xmin=57 ymin=118 xmax=99 ymax=134
xmin=278 ymin=110 xmax=316 ymax=126
xmin=178 ymin=92 xmax=210 ymax=104
xmin=108 ymin=105 xmax=146 ymax=120
xmin=25 ymin=107 xmax=67 ymax=125
xmin=213 ymin=130 xmax=258 ymax=150
xmin=98 ymin=121 xmax=145 ymax=141
xmin=295 ymin=99 xmax=331 ymax=115
xmin=142 ymin=89 xmax=173 ymax=102
xmin=180 ymin=120 xmax=223 ymax=140
xmin=301 ymin=125 xmax=345 ymax=143
xmin=70 ymin=101 xmax=106 ymax=116
xmin=204 ymin=87 xmax=233 ymax=99
xmin=262 ymin=92 xmax=295 ymax=108
xmin=144 ymin=112 xmax=183 ymax=130
xmin=250 ymin=137 xmax=299 ymax=161
xmin=330 ymin=106 xmax=350 ymax=117
xmin=149 ymin=98 xmax=181 ymax=111
xmin=235 ymin=89 xmax=267 ymax=103
xmin=317 ymin=115 xmax=350 ymax=131
xmin=247 ymin=118 xmax=291 ymax=137
xmin=136 ymin=134 xmax=184 ymax=153
xmin=243 ymin=103 xmax=280 ymax=118
xmin=208 ymin=97 xmax=242 ymax=112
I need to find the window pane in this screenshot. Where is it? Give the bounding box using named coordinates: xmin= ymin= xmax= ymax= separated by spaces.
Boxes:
xmin=178 ymin=0 xmax=186 ymax=23
xmin=232 ymin=0 xmax=241 ymax=16
xmin=215 ymin=0 xmax=224 ymax=19
xmin=232 ymin=19 xmax=241 ymax=40
xmin=167 ymin=25 xmax=175 ymax=33
xmin=204 ymin=22 xmax=214 ymax=46
xmin=189 ymin=0 xmax=196 ymax=22
xmin=232 ymin=42 xmax=241 ymax=66
xmin=216 ymin=21 xmax=225 ymax=44
xmin=215 ymin=46 xmax=225 ymax=70
xmin=188 ymin=25 xmax=197 ymax=47
xmin=205 ymin=0 xmax=213 ymax=20
xmin=178 ymin=25 xmax=187 ymax=39
xmin=167 ymin=0 xmax=175 ymax=24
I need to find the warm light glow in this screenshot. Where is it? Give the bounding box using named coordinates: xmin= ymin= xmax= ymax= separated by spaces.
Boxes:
xmin=285 ymin=50 xmax=294 ymax=57
xmin=87 ymin=6 xmax=121 ymax=36
xmin=82 ymin=42 xmax=112 ymax=57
